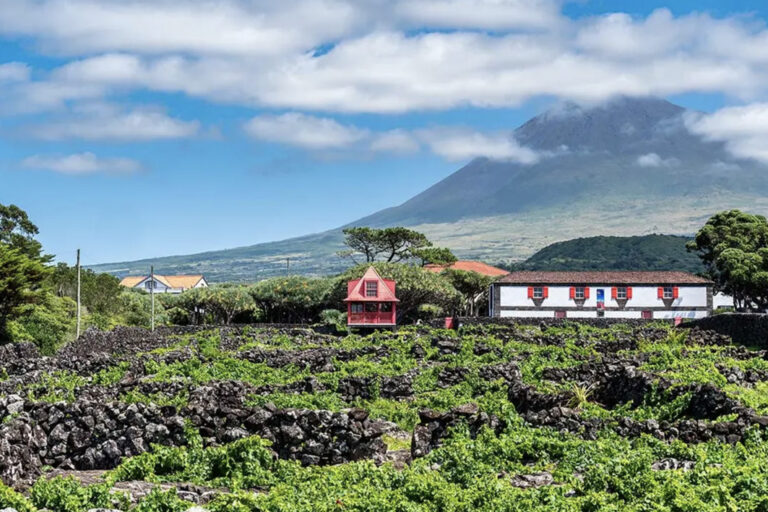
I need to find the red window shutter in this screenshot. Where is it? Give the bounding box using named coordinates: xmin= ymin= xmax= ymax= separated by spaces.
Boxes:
xmin=673 ymin=287 xmax=679 ymax=299
xmin=627 ymin=287 xmax=633 ymax=299
xmin=543 ymin=287 xmax=549 ymax=299
xmin=658 ymin=287 xmax=664 ymax=299
xmin=527 ymin=287 xmax=533 ymax=299
xmin=611 ymin=287 xmax=617 ymax=300
xmin=584 ymin=287 xmax=590 ymax=299
xmin=569 ymin=287 xmax=575 ymax=299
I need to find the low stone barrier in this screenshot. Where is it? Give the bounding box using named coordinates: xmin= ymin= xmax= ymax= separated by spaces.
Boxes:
xmin=682 ymin=314 xmax=768 ymax=347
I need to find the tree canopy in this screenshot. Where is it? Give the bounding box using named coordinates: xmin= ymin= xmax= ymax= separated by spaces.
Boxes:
xmin=687 ymin=209 xmax=768 ymax=310
xmin=412 ymin=247 xmax=457 ymax=266
xmin=340 ymin=227 xmax=432 ymax=263
xmin=0 ymin=204 xmax=51 ymax=341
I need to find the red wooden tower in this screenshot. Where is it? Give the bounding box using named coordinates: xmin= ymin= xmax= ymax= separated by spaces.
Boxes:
xmin=345 ymin=267 xmax=398 ymax=328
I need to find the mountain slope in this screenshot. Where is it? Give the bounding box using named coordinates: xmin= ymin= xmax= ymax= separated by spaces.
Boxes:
xmin=512 ymin=234 xmax=703 ymax=273
xmin=89 ymin=96 xmax=768 ymax=281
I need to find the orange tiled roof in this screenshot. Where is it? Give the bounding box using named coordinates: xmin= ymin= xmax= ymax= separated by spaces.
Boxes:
xmin=119 ymin=274 xmax=205 ymax=290
xmin=119 ymin=276 xmax=145 ymax=288
xmin=163 ymin=275 xmax=205 ymax=289
xmin=425 ymin=260 xmax=509 ymax=277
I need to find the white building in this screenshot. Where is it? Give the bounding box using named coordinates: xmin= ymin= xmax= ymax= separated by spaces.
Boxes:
xmin=489 ymin=271 xmax=713 ymax=320
xmin=119 ymin=274 xmax=208 ymax=294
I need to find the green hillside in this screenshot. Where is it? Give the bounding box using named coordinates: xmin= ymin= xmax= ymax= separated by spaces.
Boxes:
xmin=510 ymin=234 xmax=704 ymax=273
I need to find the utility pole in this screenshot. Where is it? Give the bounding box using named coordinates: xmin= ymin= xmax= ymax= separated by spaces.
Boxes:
xmin=286 ymin=257 xmax=290 ymax=271
xmin=76 ymin=249 xmax=81 ymax=338
xmin=150 ymin=265 xmax=155 ymax=332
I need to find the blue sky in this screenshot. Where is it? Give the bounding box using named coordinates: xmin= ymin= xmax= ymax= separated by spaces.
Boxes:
xmin=2 ymin=0 xmax=768 ymax=265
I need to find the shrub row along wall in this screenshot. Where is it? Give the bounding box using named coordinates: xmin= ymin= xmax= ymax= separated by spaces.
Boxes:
xmin=682 ymin=314 xmax=768 ymax=347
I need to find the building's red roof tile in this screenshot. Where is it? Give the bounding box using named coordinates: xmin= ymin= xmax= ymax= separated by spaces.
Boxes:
xmin=425 ymin=260 xmax=509 ymax=277
xmin=497 ymin=271 xmax=711 ymax=285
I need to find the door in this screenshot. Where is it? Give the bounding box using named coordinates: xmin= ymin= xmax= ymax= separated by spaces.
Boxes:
xmin=596 ymin=289 xmax=605 ymax=309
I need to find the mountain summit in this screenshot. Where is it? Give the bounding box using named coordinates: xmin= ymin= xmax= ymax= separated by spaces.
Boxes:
xmin=91 ymin=97 xmax=768 ymax=281
xmin=359 ymin=96 xmax=766 ymax=226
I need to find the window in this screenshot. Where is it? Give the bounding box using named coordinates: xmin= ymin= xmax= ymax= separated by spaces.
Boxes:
xmin=555 ymin=310 xmax=567 ymax=319
xmin=380 ymin=302 xmax=392 ymax=312
xmin=350 ymin=303 xmax=363 ymax=314
xmin=145 ymin=280 xmax=155 ymax=290
xmin=575 ymin=287 xmax=585 ymax=299
xmin=365 ymin=281 xmax=378 ymax=297
xmin=663 ymin=286 xmax=674 ymax=299
xmin=365 ymin=302 xmax=378 ymax=312
xmin=617 ymin=287 xmax=627 ymax=300
xmin=533 ymin=286 xmax=544 ymax=299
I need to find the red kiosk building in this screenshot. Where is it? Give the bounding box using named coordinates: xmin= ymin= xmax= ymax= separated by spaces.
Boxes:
xmin=345 ymin=267 xmax=398 ymax=328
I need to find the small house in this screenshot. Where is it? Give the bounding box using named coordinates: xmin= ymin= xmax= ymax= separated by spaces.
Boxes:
xmin=345 ymin=267 xmax=398 ymax=327
xmin=119 ymin=274 xmax=208 ymax=294
xmin=489 ymin=271 xmax=713 ymax=320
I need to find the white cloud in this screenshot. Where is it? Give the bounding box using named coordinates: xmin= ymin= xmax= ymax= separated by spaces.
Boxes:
xmin=394 ymin=0 xmax=562 ymax=30
xmin=0 ymin=0 xmax=365 ymax=57
xmin=685 ymin=104 xmax=768 ymax=163
xmin=369 ymin=130 xmax=420 ymax=154
xmin=636 ymin=152 xmax=679 ymax=168
xmin=21 ymin=152 xmax=143 ymax=175
xmin=0 ymin=62 xmax=30 ymax=82
xmin=244 ymin=112 xmax=367 ymax=149
xmin=418 ymin=128 xmax=540 ymax=163
xmin=3 ymin=5 xmax=768 ymax=120
xmin=26 ymin=104 xmax=200 ymax=140
xmin=243 ymin=113 xmax=538 ymax=163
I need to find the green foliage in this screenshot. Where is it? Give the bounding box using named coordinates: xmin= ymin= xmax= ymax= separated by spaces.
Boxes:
xmin=249 ymin=275 xmax=334 ymax=323
xmin=29 ymin=476 xmax=117 ymax=512
xmin=6 ymin=293 xmax=76 ymax=354
xmin=340 ymin=226 xmax=432 ymax=263
xmin=688 ymin=209 xmax=768 ymax=309
xmin=48 ymin=263 xmax=123 ymax=316
xmin=0 ymin=481 xmax=36 ymax=512
xmin=168 ymin=285 xmax=258 ymax=325
xmin=413 ymin=246 xmax=458 ymax=266
xmin=443 ymin=269 xmax=496 ymax=316
xmin=109 ymin=436 xmax=285 ymax=490
xmin=0 ymin=244 xmax=51 ymax=341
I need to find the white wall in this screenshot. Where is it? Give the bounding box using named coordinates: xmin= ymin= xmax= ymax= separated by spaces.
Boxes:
xmin=713 ymin=293 xmax=734 ymax=309
xmin=495 ymin=284 xmax=710 ymax=319
xmin=499 ymin=285 xmax=708 ymax=308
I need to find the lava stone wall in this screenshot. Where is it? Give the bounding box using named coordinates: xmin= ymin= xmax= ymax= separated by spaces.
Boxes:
xmin=683 ymin=314 xmax=768 ymax=347
xmin=430 ymin=317 xmax=675 ymax=329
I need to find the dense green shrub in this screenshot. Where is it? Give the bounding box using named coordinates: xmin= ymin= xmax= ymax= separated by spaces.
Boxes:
xmin=249 ymin=276 xmax=335 ymax=323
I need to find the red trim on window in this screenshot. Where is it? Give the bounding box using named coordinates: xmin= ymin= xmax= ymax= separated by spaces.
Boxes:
xmin=611 ymin=287 xmax=617 ymax=300
xmin=673 ymin=287 xmax=679 ymax=299
xmin=543 ymin=287 xmax=549 ymax=299
xmin=658 ymin=287 xmax=664 ymax=299
xmin=527 ymin=287 xmax=534 ymax=299
xmin=569 ymin=287 xmax=575 ymax=299
xmin=584 ymin=287 xmax=590 ymax=299
xmin=627 ymin=287 xmax=633 ymax=299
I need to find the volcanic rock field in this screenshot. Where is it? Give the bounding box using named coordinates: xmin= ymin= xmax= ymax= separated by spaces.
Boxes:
xmin=2 ymin=322 xmax=768 ymax=510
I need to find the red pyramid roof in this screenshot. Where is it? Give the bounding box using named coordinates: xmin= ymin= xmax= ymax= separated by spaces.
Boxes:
xmin=344 ymin=267 xmax=399 ymax=302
